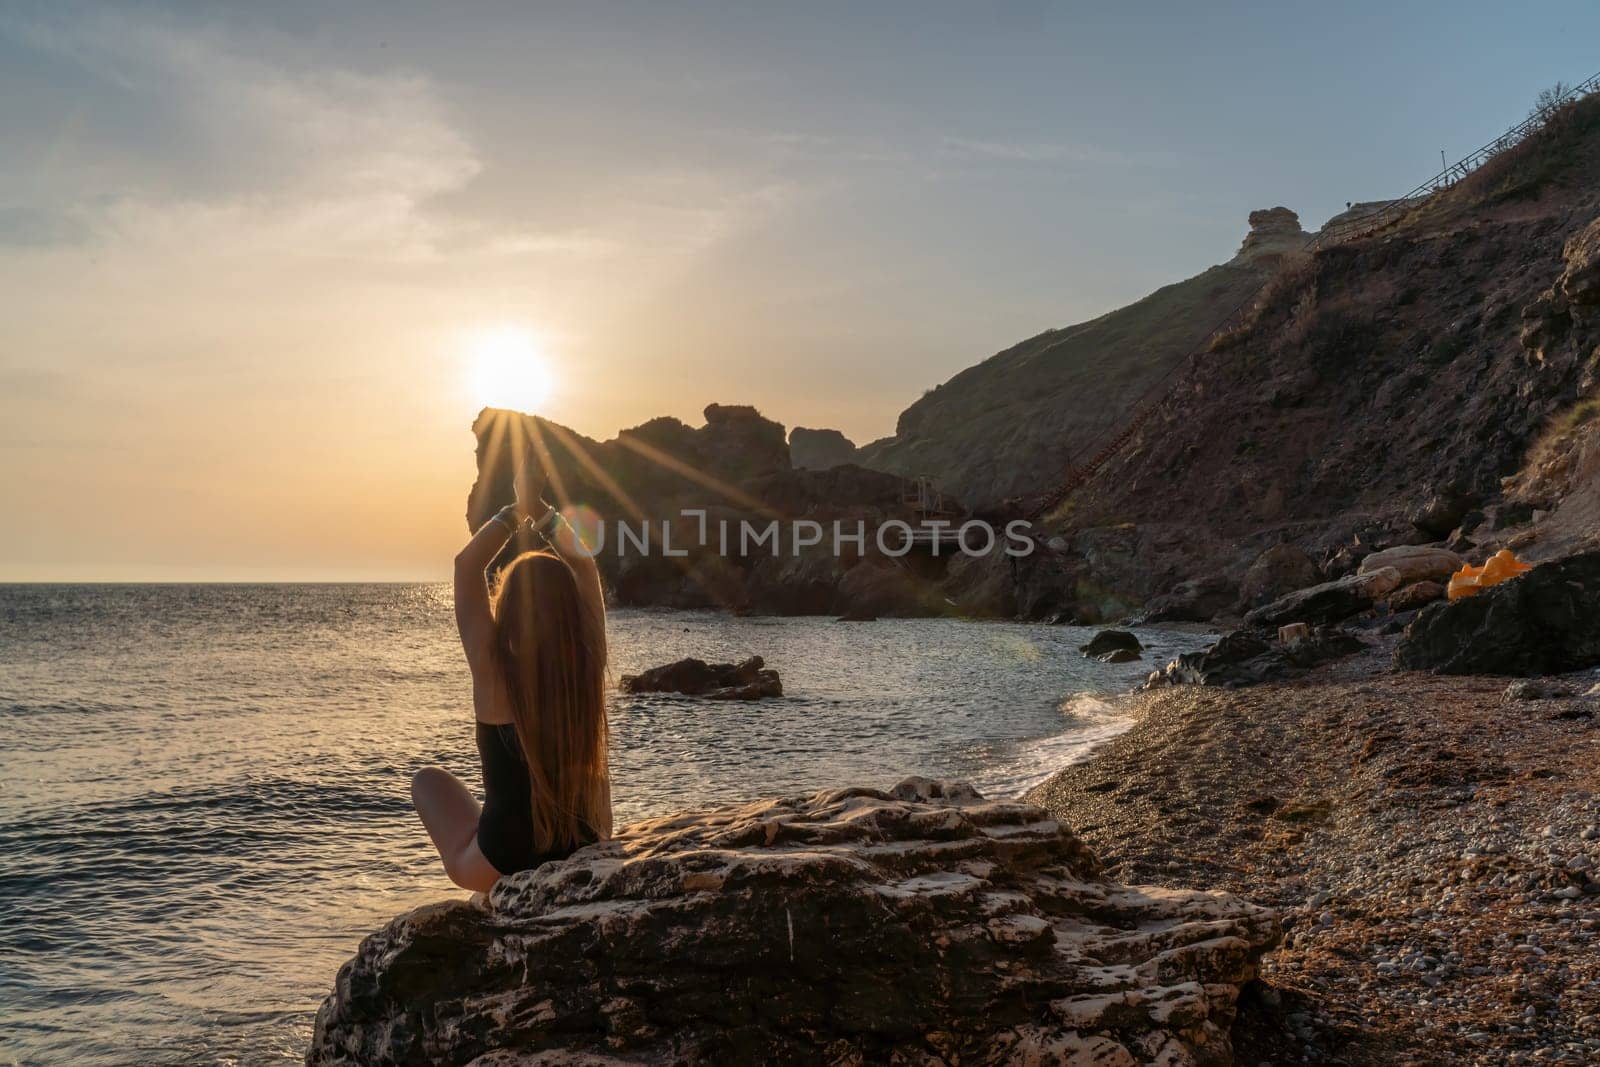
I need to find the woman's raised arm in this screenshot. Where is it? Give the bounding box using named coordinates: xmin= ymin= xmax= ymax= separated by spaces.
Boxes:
xmin=455 ymin=454 xmax=546 ymax=662
xmin=454 ymin=508 xmax=516 ymax=663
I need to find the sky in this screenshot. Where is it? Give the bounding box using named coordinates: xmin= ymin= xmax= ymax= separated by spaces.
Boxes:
xmin=3 ymin=1 xmax=1598 ymax=580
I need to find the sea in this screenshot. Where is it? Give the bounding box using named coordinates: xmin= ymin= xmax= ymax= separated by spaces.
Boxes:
xmin=0 ymin=583 xmax=1207 ymax=1065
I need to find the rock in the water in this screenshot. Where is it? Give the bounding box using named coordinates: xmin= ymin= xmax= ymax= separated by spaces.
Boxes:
xmin=1387 ymin=579 xmax=1446 ymax=612
xmin=1357 ymin=544 xmax=1463 ymax=585
xmin=308 ymin=778 xmax=1280 ymax=1066
xmin=1097 ymin=647 xmax=1142 ymax=663
xmin=621 ymin=655 xmax=782 ymax=699
xmin=1243 ymin=567 xmax=1403 ymax=628
xmin=1237 ymin=543 xmax=1322 ymax=609
xmin=1395 ymin=552 xmax=1600 ymax=675
xmin=1078 ymin=629 xmax=1143 ymax=659
xmin=1146 ymin=626 xmax=1364 ymax=688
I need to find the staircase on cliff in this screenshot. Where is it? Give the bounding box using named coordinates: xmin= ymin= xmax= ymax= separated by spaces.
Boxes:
xmin=1025 ymin=69 xmax=1600 ymax=522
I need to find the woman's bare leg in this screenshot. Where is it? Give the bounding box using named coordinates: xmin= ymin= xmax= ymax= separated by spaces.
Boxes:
xmin=410 ymin=766 xmax=502 ymax=893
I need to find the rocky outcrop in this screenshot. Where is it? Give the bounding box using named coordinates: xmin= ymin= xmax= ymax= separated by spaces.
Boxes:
xmin=1229 ymin=207 xmax=1312 ymax=267
xmin=469 ymin=404 xmax=795 ymax=537
xmin=1559 ymin=215 xmax=1600 ymax=309
xmin=699 ymin=403 xmax=792 ymax=480
xmin=308 ymin=779 xmax=1280 ymax=1066
xmin=1243 ymin=567 xmax=1403 ymax=628
xmin=1395 ymin=551 xmax=1600 ymax=675
xmin=469 ymin=409 xmax=960 ymax=617
xmin=621 ymin=655 xmax=782 ymax=700
xmin=1521 ymin=214 xmax=1600 ymax=366
xmin=1079 ymin=629 xmax=1143 ymax=662
xmin=1146 ymin=627 xmax=1365 ymax=689
xmin=788 ymin=427 xmax=859 ymax=470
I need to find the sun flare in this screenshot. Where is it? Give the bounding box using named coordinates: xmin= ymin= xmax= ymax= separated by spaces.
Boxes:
xmin=464 ymin=325 xmax=554 ymax=414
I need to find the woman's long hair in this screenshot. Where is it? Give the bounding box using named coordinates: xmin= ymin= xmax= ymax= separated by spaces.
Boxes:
xmin=490 ymin=550 xmax=609 ymax=852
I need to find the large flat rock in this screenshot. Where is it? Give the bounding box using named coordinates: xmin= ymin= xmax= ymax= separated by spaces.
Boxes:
xmin=308 ymin=779 xmax=1280 ymax=1065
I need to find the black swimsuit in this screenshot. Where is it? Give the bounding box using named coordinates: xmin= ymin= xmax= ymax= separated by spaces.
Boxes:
xmin=475 ymin=722 xmax=595 ymax=875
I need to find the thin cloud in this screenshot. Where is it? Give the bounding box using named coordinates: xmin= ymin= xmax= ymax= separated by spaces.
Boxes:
xmin=938 ymin=135 xmax=1133 ymax=166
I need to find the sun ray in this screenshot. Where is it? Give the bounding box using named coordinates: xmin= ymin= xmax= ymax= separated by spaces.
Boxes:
xmin=612 ymin=434 xmax=783 ymax=520
xmin=537 ymin=420 xmax=736 ymax=607
xmin=537 ymin=420 xmax=649 ymax=523
xmin=472 ymin=409 xmax=515 ymax=519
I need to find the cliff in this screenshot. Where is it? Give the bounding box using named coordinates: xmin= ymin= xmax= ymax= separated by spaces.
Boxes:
xmin=1049 ymin=93 xmax=1600 ymax=612
xmin=856 ymin=209 xmax=1311 ymax=510
xmin=309 ymin=778 xmax=1280 ymax=1065
xmin=930 ymin=91 xmax=1600 ymax=627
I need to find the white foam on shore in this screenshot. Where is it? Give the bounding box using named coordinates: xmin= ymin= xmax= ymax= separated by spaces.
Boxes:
xmin=975 ymin=692 xmax=1139 ymax=801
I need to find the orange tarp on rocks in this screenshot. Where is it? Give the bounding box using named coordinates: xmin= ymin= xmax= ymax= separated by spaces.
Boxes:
xmin=1446 ymin=549 xmax=1533 ymax=601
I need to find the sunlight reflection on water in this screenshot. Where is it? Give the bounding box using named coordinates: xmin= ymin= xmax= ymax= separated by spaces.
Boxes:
xmin=0 ymin=583 xmax=1206 ymax=1063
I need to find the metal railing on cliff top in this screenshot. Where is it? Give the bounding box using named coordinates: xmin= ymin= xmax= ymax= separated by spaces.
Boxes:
xmin=1023 ymin=68 xmax=1600 ymax=522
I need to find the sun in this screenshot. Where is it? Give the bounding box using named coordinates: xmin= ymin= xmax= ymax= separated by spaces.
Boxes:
xmin=464 ymin=325 xmax=554 ymax=413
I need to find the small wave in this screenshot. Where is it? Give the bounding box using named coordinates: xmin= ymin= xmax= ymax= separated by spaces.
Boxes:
xmin=1056 ymin=691 xmax=1129 ymax=727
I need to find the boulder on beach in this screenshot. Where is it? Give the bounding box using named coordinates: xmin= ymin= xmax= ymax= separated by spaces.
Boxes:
xmin=1146 ymin=626 xmax=1365 ymax=688
xmin=1357 ymin=544 xmax=1463 ymax=585
xmin=307 ymin=778 xmax=1281 ymax=1066
xmin=1078 ymin=628 xmax=1143 ymax=661
xmin=1243 ymin=567 xmax=1403 ymax=628
xmin=1395 ymin=551 xmax=1600 ymax=676
xmin=620 ymin=655 xmax=782 ymax=699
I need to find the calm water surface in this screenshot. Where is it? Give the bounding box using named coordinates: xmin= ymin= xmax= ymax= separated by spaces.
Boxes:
xmin=0 ymin=584 xmax=1205 ymax=1065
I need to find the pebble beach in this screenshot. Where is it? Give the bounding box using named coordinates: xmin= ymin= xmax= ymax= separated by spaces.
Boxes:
xmin=1027 ymin=637 xmax=1600 ymax=1066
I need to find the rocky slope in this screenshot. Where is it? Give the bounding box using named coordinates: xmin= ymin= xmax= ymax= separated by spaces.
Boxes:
xmin=309 ymin=778 xmax=1279 ymax=1066
xmin=856 ymin=208 xmax=1312 ymax=510
xmin=1040 ymin=94 xmax=1600 ymax=620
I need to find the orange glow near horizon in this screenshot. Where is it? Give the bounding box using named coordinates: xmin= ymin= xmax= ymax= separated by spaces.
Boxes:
xmin=464 ymin=325 xmax=555 ymax=415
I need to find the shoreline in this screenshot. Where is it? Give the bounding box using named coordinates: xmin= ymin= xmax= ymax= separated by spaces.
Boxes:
xmin=997 ymin=688 xmax=1148 ymax=800
xmin=1025 ymin=635 xmax=1600 ymax=1066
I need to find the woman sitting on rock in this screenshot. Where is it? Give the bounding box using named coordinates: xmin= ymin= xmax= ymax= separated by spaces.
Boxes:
xmin=411 ymin=454 xmax=612 ymax=892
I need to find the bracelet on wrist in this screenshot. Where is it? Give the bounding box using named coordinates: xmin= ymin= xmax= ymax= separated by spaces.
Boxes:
xmin=531 ymin=505 xmax=561 ymax=536
xmin=490 ymin=504 xmax=522 ymax=535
